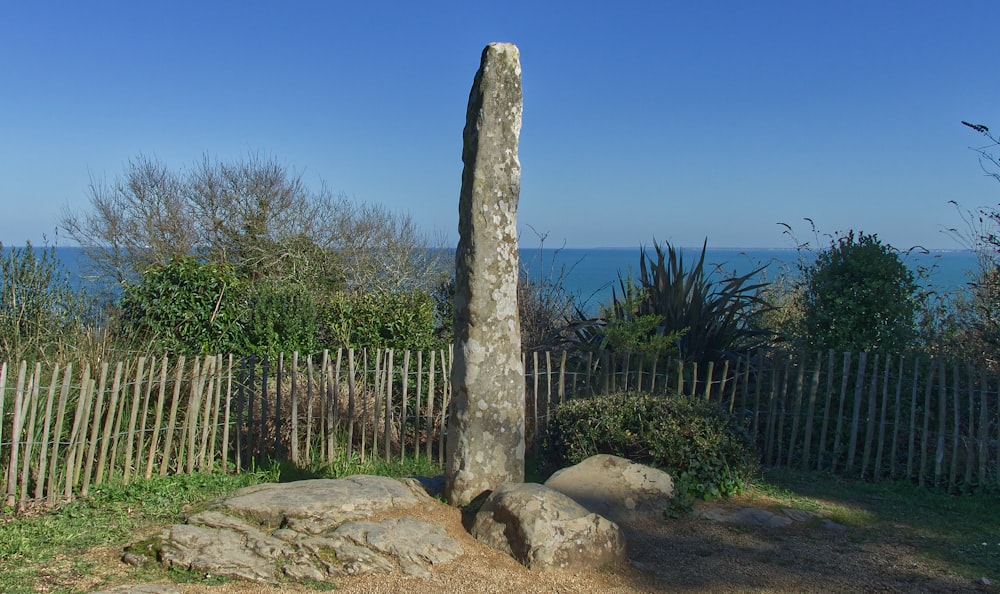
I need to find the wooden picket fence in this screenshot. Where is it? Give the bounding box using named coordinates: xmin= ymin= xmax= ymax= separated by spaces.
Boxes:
xmin=1 ymin=347 xmax=998 ymax=512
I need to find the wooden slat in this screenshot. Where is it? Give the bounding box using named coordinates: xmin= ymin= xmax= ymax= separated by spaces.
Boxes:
xmin=220 ymin=355 xmax=234 ymax=473
xmin=35 ymin=365 xmax=59 ymax=498
xmin=159 ymin=356 xmax=186 ymax=476
xmin=918 ymin=361 xmax=934 ymax=487
xmin=426 ymin=349 xmax=436 ymax=461
xmin=95 ymin=362 xmax=123 ymax=486
xmin=845 ymin=352 xmax=867 ymax=474
xmin=18 ymin=364 xmax=42 ymax=507
xmin=347 ymin=349 xmax=357 ymax=459
xmin=122 ymin=357 xmax=146 ymax=485
xmin=873 ymin=355 xmax=891 ymax=481
xmin=816 ymin=350 xmax=836 ymax=471
xmin=290 ymin=352 xmax=299 ymax=465
xmin=933 ymin=361 xmax=947 ymax=488
xmin=787 ymin=357 xmax=805 ymax=468
xmin=801 ymin=352 xmax=822 ymax=471
xmin=948 ymin=364 xmax=961 ymax=491
xmin=400 ymin=350 xmax=410 ymax=463
xmin=385 ymin=349 xmax=394 ymax=462
xmin=978 ymin=368 xmax=990 ymax=487
xmin=207 ymin=355 xmax=224 ymax=472
xmin=830 ymin=353 xmax=852 ymax=474
xmin=64 ymin=364 xmax=93 ymax=499
xmin=860 ymin=354 xmax=880 ymax=479
xmin=46 ymin=364 xmax=73 ymax=504
xmin=906 ymin=358 xmax=921 ymax=480
xmin=5 ymin=361 xmax=29 ymax=507
xmin=132 ymin=361 xmax=155 ymax=483
xmin=964 ymin=365 xmax=977 ymax=490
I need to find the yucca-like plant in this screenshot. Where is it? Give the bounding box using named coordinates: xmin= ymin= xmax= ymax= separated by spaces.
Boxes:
xmin=611 ymin=239 xmax=774 ymax=364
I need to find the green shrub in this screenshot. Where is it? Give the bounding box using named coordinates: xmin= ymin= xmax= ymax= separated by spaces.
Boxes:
xmin=119 ymin=256 xmax=245 ymax=355
xmin=799 ymin=230 xmax=919 ymax=353
xmin=241 ymin=281 xmax=320 ymax=356
xmin=542 ymin=391 xmax=759 ymax=499
xmin=0 ymin=242 xmax=90 ymax=362
xmin=319 ymin=289 xmax=441 ymax=351
xmin=588 ymin=240 xmax=772 ymax=364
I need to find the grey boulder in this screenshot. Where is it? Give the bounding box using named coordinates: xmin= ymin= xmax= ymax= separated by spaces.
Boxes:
xmin=544 ymin=454 xmax=675 ymax=526
xmin=469 ymin=482 xmax=626 ymax=571
xmin=123 ymin=475 xmax=461 ymax=584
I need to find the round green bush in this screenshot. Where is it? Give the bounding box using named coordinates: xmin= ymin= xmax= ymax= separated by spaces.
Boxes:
xmin=542 ymin=392 xmax=759 ymax=499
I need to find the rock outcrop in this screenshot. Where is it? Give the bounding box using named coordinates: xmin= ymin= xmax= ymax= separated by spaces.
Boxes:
xmin=123 ymin=476 xmax=461 ymax=584
xmin=469 ymin=482 xmax=626 ymax=571
xmin=544 ymin=454 xmax=675 ymax=526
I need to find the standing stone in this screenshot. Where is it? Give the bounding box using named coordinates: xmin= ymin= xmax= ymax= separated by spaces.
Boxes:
xmin=446 ymin=42 xmax=525 ymax=507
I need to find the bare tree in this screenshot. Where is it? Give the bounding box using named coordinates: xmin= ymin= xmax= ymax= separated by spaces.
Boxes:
xmin=61 ymin=152 xmax=446 ymax=293
xmin=61 ymin=155 xmax=195 ymax=283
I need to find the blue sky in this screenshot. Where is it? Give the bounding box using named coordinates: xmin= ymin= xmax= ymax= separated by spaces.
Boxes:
xmin=2 ymin=1 xmax=999 ymax=249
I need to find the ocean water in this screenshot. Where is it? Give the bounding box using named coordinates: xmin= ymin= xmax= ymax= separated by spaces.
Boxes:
xmin=519 ymin=247 xmax=982 ymax=315
xmin=3 ymin=246 xmax=984 ymax=316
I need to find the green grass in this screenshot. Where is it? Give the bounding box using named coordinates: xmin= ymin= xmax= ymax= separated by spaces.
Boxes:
xmin=0 ymin=453 xmax=444 ymax=594
xmin=755 ymin=469 xmax=1000 ymax=582
xmin=5 ymin=457 xmax=997 ymax=592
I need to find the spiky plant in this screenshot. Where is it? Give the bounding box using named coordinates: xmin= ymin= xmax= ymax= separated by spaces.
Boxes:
xmin=615 ymin=239 xmax=774 ymax=364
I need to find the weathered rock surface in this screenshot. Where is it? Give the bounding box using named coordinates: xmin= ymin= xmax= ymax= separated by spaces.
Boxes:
xmin=544 ymin=454 xmax=675 ymax=526
xmin=447 ymin=41 xmax=526 ymax=507
xmin=209 ymin=475 xmax=429 ymax=533
xmin=123 ymin=476 xmax=461 ymax=584
xmin=469 ymin=482 xmax=626 ymax=571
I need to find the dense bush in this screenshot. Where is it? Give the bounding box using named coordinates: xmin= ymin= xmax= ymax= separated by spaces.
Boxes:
xmin=799 ymin=231 xmax=919 ymax=353
xmin=0 ymin=242 xmax=89 ymax=362
xmin=119 ymin=257 xmax=245 ymax=355
xmin=241 ymin=281 xmax=321 ymax=356
xmin=319 ymin=289 xmax=442 ymax=351
xmin=542 ymin=391 xmax=759 ymax=499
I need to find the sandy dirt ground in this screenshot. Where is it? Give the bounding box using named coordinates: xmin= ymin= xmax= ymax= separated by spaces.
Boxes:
xmin=40 ymin=493 xmax=995 ymax=594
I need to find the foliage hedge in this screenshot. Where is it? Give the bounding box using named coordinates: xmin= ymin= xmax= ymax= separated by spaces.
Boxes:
xmin=120 ymin=257 xmax=245 ymax=355
xmin=542 ymin=391 xmax=759 ymax=499
xmin=319 ymin=289 xmax=442 ymax=351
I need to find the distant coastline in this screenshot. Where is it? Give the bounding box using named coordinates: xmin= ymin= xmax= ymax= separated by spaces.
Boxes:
xmin=4 ymin=245 xmax=983 ymax=317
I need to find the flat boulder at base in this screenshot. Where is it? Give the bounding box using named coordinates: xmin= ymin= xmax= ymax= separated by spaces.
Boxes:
xmin=469 ymin=482 xmax=626 ymax=571
xmin=123 ymin=475 xmax=461 ymax=584
xmin=544 ymin=454 xmax=675 ymax=526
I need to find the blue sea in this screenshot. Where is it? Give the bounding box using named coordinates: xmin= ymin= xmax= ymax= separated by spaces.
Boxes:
xmin=519 ymin=246 xmax=982 ymax=315
xmin=2 ymin=246 xmax=984 ymax=317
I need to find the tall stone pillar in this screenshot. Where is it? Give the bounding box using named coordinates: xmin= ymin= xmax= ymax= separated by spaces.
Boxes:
xmin=446 ymin=43 xmax=525 ymax=507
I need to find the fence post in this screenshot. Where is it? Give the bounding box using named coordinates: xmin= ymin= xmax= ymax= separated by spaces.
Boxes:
xmin=425 ymin=350 xmax=435 ymax=462
xmin=948 ymin=364 xmax=961 ymax=491
xmin=859 ymin=353 xmax=880 ymax=479
xmin=290 ymin=352 xmax=299 ymax=465
xmin=978 ymin=367 xmax=990 ymax=487
xmin=0 ymin=362 xmax=7 ymax=467
xmin=65 ymin=365 xmax=95 ymax=499
xmin=888 ymin=356 xmax=905 ymax=480
xmin=347 ymin=349 xmax=357 ymax=460
xmin=845 ymin=352 xmax=867 ymax=474
xmin=801 ymin=352 xmax=822 ymax=471
xmin=872 ymin=355 xmax=891 ymax=481
xmin=159 ymin=357 xmax=185 ymax=476
xmin=787 ymin=356 xmax=805 ymax=469
xmin=908 ymin=358 xmax=922 ymax=482
xmin=94 ymin=362 xmax=122 ymax=485
xmin=400 ymin=350 xmax=410 ymax=464
xmin=221 ymin=355 xmax=234 ymax=474
xmin=5 ymin=361 xmax=29 ymax=508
